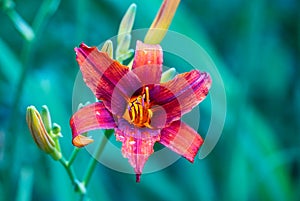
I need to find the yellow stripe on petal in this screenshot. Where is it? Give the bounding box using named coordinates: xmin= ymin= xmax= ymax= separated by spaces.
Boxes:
xmin=144 ymin=0 xmax=180 ymax=44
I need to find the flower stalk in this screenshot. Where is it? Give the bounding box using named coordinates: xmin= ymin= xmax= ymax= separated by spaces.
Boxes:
xmin=27 ymin=105 xmax=111 ymax=196
xmin=27 ymin=105 xmax=93 ymax=196
xmin=82 ymin=129 xmax=113 ymax=187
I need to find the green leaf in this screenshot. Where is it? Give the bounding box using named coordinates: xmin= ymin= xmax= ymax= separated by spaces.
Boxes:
xmin=6 ymin=9 xmax=35 ymax=41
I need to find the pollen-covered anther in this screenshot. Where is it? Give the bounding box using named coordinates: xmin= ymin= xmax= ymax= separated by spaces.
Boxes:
xmin=126 ymin=87 xmax=152 ymax=128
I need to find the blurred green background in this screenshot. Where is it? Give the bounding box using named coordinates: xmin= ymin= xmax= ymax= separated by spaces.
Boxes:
xmin=0 ymin=0 xmax=299 ymax=200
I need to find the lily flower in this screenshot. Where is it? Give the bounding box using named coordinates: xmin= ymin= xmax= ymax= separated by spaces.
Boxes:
xmin=70 ymin=40 xmax=212 ymax=182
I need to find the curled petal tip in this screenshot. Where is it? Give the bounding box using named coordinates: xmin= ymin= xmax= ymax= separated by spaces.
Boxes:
xmin=74 ymin=43 xmax=96 ymax=55
xmin=202 ymin=72 xmax=213 ymax=94
xmin=185 ymin=135 xmax=204 ymax=163
xmin=72 ymin=135 xmax=94 ymax=147
xmin=70 ymin=102 xmax=116 ymax=147
xmin=203 ymin=72 xmax=212 ymax=82
xmin=136 ymin=174 xmax=141 ymax=183
xmin=79 ymin=42 xmax=88 ymax=48
xmin=160 ymin=121 xmax=203 ymax=163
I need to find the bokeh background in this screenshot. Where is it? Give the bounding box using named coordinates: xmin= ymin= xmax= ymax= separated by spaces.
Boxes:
xmin=0 ymin=0 xmax=299 ymax=200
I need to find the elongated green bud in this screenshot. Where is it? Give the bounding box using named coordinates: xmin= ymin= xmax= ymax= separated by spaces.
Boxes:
xmin=117 ymin=3 xmax=136 ymax=44
xmin=116 ymin=4 xmax=136 ymax=63
xmin=116 ymin=34 xmax=132 ymax=61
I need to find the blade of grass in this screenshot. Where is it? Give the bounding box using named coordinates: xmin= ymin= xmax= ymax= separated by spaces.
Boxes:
xmin=5 ymin=9 xmax=34 ymax=41
xmin=15 ymin=167 xmax=34 ymax=201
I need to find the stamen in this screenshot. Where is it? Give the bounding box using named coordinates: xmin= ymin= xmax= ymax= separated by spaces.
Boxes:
xmin=125 ymin=86 xmax=153 ymax=128
xmin=137 ymin=95 xmax=143 ymax=104
xmin=141 ymin=96 xmax=145 ymax=107
xmin=138 ymin=104 xmax=143 ymax=125
xmin=134 ymin=103 xmax=139 ymax=116
xmin=145 ymin=87 xmax=150 ymax=104
xmin=130 ymin=106 xmax=135 ymax=122
xmin=147 ymin=109 xmax=153 ymax=119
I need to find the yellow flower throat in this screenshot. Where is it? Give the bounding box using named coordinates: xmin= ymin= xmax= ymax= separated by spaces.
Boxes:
xmin=124 ymin=87 xmax=153 ymax=128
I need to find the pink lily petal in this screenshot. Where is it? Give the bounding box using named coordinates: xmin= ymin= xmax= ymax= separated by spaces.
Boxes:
xmin=150 ymin=70 xmax=212 ymax=124
xmin=70 ymin=102 xmax=116 ymax=147
xmin=160 ymin=120 xmax=203 ymax=162
xmin=115 ymin=119 xmax=161 ymax=182
xmin=132 ymin=41 xmax=163 ymax=84
xmin=75 ymin=43 xmax=142 ymax=114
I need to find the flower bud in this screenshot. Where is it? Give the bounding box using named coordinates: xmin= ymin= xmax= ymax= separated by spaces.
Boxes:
xmin=117 ymin=3 xmax=136 ymax=45
xmin=26 ymin=106 xmax=62 ymax=160
xmin=101 ymin=40 xmax=113 ymax=59
xmin=144 ymin=0 xmax=180 ymax=44
xmin=52 ymin=123 xmax=62 ymax=137
xmin=116 ymin=34 xmax=133 ymax=62
xmin=41 ymin=105 xmax=52 ymax=133
xmin=161 ymin=68 xmax=176 ymax=82
xmin=116 ymin=4 xmax=136 ymax=63
xmin=116 ymin=49 xmax=134 ymax=63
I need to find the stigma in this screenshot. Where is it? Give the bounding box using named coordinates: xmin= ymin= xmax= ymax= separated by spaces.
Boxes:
xmin=124 ymin=87 xmax=153 ymax=128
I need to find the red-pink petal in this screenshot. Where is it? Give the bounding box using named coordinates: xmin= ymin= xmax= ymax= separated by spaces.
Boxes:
xmin=115 ymin=119 xmax=161 ymax=182
xmin=150 ymin=70 xmax=212 ymax=124
xmin=75 ymin=43 xmax=127 ymax=99
xmin=75 ymin=43 xmax=141 ymax=114
xmin=160 ymin=120 xmax=203 ymax=162
xmin=70 ymin=102 xmax=116 ymax=147
xmin=132 ymin=40 xmax=163 ymax=84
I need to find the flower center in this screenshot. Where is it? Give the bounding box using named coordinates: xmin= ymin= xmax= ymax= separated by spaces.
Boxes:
xmin=124 ymin=87 xmax=153 ymax=128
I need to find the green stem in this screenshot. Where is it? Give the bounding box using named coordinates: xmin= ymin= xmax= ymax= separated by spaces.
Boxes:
xmin=68 ymin=147 xmax=80 ymax=166
xmin=59 ymin=157 xmax=76 ymax=184
xmin=82 ymin=130 xmax=113 ymax=187
xmin=59 ymin=157 xmax=86 ymax=195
